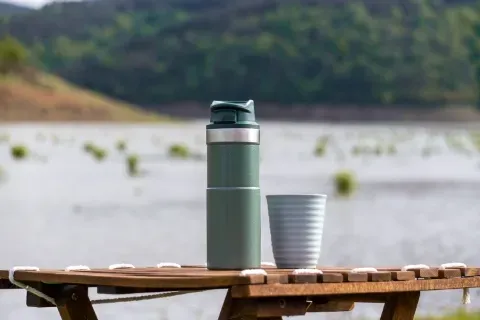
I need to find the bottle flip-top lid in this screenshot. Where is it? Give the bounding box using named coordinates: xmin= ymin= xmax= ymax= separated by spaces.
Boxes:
xmin=209 ymin=100 xmax=257 ymax=125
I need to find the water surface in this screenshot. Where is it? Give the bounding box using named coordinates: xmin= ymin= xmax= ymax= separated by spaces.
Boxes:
xmin=0 ymin=121 xmax=479 ymax=319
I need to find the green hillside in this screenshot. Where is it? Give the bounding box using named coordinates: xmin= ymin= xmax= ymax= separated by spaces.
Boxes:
xmin=0 ymin=35 xmax=169 ymax=122
xmin=2 ymin=0 xmax=480 ymax=111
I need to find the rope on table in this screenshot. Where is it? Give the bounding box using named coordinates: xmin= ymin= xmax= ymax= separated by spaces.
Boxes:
xmin=65 ymin=265 xmax=91 ymax=271
xmin=108 ymin=263 xmax=135 ymax=269
xmin=239 ymin=269 xmax=268 ymax=276
xmin=440 ymin=262 xmax=471 ymax=305
xmin=8 ymin=265 xmax=206 ymax=306
xmin=8 ymin=266 xmax=57 ymax=306
xmin=90 ymin=289 xmax=205 ymax=305
xmin=401 ymin=264 xmax=430 ymax=271
xmin=9 ymin=262 xmax=474 ymax=306
xmin=401 ymin=263 xmax=471 ymax=305
xmin=157 ymin=262 xmax=181 ymax=268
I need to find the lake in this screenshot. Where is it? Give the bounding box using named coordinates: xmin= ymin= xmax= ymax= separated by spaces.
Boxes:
xmin=0 ymin=120 xmax=479 ymax=319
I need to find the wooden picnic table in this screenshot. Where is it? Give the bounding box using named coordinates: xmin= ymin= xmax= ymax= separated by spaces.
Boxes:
xmin=0 ymin=264 xmax=479 ymax=320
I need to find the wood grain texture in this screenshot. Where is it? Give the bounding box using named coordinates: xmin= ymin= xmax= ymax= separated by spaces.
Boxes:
xmin=0 ymin=266 xmax=478 ymax=296
xmin=380 ymin=292 xmax=420 ymax=320
xmin=56 ymin=286 xmax=98 ymax=320
xmin=231 ymin=277 xmax=480 ymax=298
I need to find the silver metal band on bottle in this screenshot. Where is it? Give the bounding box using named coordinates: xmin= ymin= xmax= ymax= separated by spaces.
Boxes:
xmin=206 ymin=128 xmax=260 ymax=144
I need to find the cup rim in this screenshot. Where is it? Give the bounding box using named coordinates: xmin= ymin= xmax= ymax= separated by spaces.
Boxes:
xmin=266 ymin=194 xmax=327 ymax=198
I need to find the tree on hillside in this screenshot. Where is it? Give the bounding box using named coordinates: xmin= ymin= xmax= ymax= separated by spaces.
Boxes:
xmin=0 ymin=35 xmax=28 ymax=73
xmin=463 ymin=5 xmax=480 ymax=107
xmin=1 ymin=0 xmax=479 ymax=107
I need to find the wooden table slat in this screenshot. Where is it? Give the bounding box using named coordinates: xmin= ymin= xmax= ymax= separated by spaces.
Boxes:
xmin=231 ymin=277 xmax=480 ymax=298
xmin=1 ymin=266 xmax=480 ymax=294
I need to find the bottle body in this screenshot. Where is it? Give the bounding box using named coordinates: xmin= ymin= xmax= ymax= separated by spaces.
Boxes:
xmin=206 ymin=127 xmax=261 ymax=270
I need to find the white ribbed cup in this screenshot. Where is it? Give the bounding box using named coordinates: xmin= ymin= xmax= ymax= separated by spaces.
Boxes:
xmin=266 ymin=194 xmax=327 ymax=269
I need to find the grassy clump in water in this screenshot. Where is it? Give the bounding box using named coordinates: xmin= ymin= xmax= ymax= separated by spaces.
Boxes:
xmin=83 ymin=142 xmax=95 ymax=153
xmin=333 ymin=170 xmax=357 ymax=196
xmin=314 ymin=136 xmax=329 ymax=157
xmin=91 ymin=147 xmax=107 ymax=161
xmin=11 ymin=145 xmax=28 ymax=160
xmin=168 ymin=143 xmax=190 ymax=158
xmin=83 ymin=142 xmax=107 ymax=161
xmin=386 ymin=144 xmax=397 ymax=155
xmin=417 ymin=309 xmax=479 ymax=320
xmin=116 ymin=140 xmax=127 ymax=152
xmin=126 ymin=154 xmax=139 ymax=176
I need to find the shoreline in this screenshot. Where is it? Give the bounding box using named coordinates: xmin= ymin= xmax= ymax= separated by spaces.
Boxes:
xmin=146 ymin=103 xmax=480 ymax=123
xmin=4 ymin=102 xmax=480 ymax=124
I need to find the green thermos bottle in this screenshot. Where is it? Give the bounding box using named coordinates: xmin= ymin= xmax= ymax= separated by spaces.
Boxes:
xmin=206 ymin=100 xmax=261 ymax=270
